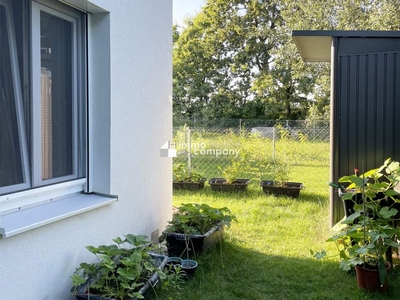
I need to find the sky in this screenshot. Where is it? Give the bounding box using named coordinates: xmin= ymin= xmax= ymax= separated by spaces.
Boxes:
xmin=173 ymin=0 xmax=206 ymax=25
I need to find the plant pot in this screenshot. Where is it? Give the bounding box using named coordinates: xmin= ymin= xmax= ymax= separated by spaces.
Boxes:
xmin=355 ymin=262 xmax=391 ymax=293
xmin=181 ymin=259 xmax=198 ymax=277
xmin=74 ymin=253 xmax=168 ymax=300
xmin=166 ymin=257 xmax=183 ymax=273
xmin=173 ymin=178 xmax=206 ymax=190
xmin=208 ymin=178 xmax=250 ymax=192
xmin=260 ymin=180 xmax=303 ymax=198
xmin=164 ymin=225 xmax=224 ymax=257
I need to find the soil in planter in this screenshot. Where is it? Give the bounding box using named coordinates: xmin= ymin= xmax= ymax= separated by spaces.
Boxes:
xmin=209 ymin=178 xmax=250 ymax=192
xmin=260 ymin=180 xmax=302 ymax=198
xmin=173 ymin=178 xmax=206 ymax=191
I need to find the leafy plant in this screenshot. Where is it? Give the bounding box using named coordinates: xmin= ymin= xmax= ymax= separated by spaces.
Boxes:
xmin=218 ymin=159 xmax=243 ymax=184
xmin=312 ymin=158 xmax=400 ymax=285
xmin=267 ymin=158 xmax=290 ymax=186
xmin=163 ymin=263 xmax=186 ymax=292
xmin=173 ymin=164 xmax=203 ymax=183
xmin=262 ymin=125 xmax=296 ymax=186
xmin=164 ymin=203 xmax=237 ymax=236
xmin=71 ymin=234 xmax=167 ymax=300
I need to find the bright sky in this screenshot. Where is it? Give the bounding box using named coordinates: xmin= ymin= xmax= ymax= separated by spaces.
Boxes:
xmin=173 ymin=0 xmax=206 ymax=25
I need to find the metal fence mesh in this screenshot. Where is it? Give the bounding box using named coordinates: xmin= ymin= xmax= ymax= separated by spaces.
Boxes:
xmin=172 ymin=119 xmax=330 ymax=184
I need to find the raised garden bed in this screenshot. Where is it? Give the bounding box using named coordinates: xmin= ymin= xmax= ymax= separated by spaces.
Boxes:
xmin=208 ymin=178 xmax=250 ymax=192
xmin=260 ymin=180 xmax=303 ymax=198
xmin=173 ymin=178 xmax=206 ymax=190
xmin=74 ymin=253 xmax=168 ymax=300
xmin=164 ymin=225 xmax=224 ymax=257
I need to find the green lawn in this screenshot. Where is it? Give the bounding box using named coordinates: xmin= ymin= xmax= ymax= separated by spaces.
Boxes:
xmin=153 ymin=161 xmax=400 ymax=300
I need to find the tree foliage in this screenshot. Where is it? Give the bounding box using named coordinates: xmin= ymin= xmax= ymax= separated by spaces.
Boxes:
xmin=173 ymin=0 xmax=400 ymax=121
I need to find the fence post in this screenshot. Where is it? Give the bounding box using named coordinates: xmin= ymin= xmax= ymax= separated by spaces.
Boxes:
xmin=187 ymin=126 xmax=191 ymax=173
xmin=273 ymin=126 xmax=276 ymax=160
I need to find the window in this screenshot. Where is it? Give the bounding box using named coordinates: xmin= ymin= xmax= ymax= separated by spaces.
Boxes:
xmin=0 ymin=0 xmax=115 ymax=238
xmin=0 ymin=0 xmax=86 ymax=203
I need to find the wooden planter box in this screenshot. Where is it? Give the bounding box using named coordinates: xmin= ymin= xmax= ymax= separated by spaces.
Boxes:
xmin=208 ymin=178 xmax=250 ymax=192
xmin=164 ymin=225 xmax=224 ymax=257
xmin=260 ymin=180 xmax=303 ymax=198
xmin=173 ymin=178 xmax=206 ymax=190
xmin=74 ymin=253 xmax=168 ymax=300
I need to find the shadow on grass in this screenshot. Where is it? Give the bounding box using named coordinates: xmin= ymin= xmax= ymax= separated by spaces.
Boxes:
xmin=152 ymin=241 xmax=400 ymax=300
xmin=173 ymin=184 xmax=330 ymax=206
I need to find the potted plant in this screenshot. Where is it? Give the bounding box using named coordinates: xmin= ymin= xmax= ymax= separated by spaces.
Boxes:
xmin=162 ymin=203 xmax=237 ymax=258
xmin=71 ymin=234 xmax=168 ymax=300
xmin=209 ymin=159 xmax=250 ymax=192
xmin=260 ymin=125 xmax=303 ymax=198
xmin=173 ymin=164 xmax=206 ymax=190
xmin=312 ymin=159 xmax=400 ymax=293
xmin=260 ymin=158 xmax=303 ymax=198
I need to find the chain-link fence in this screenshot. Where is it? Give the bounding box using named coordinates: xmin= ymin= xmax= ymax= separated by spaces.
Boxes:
xmin=172 ymin=119 xmax=330 ymax=184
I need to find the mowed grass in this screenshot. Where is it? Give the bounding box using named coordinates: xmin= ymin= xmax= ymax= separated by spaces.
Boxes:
xmin=153 ymin=161 xmax=400 ymax=300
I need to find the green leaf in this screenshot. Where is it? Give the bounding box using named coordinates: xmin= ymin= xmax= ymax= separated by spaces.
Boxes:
xmin=125 ymin=234 xmax=148 ymax=246
xmin=85 ymin=246 xmax=97 ymax=253
xmin=378 ymin=257 xmax=387 ymax=285
xmin=386 ymin=239 xmax=400 ymax=247
xmin=339 ymin=260 xmax=351 ymax=271
xmin=120 ymin=282 xmax=130 ymax=289
xmin=379 ymin=206 xmax=398 ymax=219
xmin=311 ymin=250 xmax=326 ymax=260
xmin=342 ymin=211 xmax=360 ymax=224
xmin=71 ymin=274 xmax=86 ymax=286
xmin=112 ymin=237 xmax=124 ymax=245
xmin=385 ymin=189 xmax=399 ymax=197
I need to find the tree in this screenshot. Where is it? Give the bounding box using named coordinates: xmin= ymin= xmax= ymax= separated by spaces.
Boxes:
xmin=173 ymin=0 xmax=400 ymax=121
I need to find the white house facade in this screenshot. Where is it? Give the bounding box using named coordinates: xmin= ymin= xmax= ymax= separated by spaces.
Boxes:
xmin=0 ymin=0 xmax=172 ymax=298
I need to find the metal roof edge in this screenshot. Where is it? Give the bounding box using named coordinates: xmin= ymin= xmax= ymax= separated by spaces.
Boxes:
xmin=292 ymin=30 xmax=400 ymax=38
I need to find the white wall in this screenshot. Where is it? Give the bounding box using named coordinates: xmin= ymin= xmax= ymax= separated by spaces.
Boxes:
xmin=0 ymin=0 xmax=173 ymax=299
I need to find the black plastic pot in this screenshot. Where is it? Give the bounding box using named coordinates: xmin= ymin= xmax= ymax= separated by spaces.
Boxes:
xmin=74 ymin=253 xmax=168 ymax=300
xmin=208 ymin=178 xmax=250 ymax=192
xmin=166 ymin=256 xmax=182 ymax=267
xmin=164 ymin=225 xmax=224 ymax=257
xmin=260 ymin=180 xmax=303 ymax=198
xmin=173 ymin=178 xmax=206 ymax=190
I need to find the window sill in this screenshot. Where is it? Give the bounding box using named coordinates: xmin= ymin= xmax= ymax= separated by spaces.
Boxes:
xmin=0 ymin=192 xmax=117 ymax=238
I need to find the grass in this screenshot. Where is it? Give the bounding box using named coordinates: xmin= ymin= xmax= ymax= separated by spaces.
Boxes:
xmin=151 ymin=160 xmax=400 ymax=300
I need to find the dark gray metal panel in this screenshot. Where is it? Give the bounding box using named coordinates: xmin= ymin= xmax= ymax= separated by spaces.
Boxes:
xmin=332 ymin=51 xmax=400 ymax=224
xmin=337 ymin=37 xmax=400 ymax=56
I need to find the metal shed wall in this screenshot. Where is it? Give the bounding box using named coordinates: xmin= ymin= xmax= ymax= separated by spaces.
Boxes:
xmin=292 ymin=31 xmax=400 ymax=226
xmin=331 ymin=38 xmax=400 ymax=223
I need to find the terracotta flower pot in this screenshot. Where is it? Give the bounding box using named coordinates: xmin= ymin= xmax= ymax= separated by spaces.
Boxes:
xmin=355 ymin=262 xmax=391 ymax=293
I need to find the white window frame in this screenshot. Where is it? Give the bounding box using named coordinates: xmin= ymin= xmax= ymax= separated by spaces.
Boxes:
xmin=0 ymin=0 xmax=117 ymax=238
xmin=31 ymin=2 xmax=81 ymax=187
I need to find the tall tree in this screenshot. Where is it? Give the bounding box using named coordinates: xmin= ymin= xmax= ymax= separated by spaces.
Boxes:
xmin=173 ymin=0 xmax=400 ymax=121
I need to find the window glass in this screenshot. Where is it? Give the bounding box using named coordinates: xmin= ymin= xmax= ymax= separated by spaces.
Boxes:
xmin=0 ymin=0 xmax=86 ymax=198
xmin=0 ymin=4 xmax=24 ymax=188
xmin=40 ymin=11 xmax=73 ymax=180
